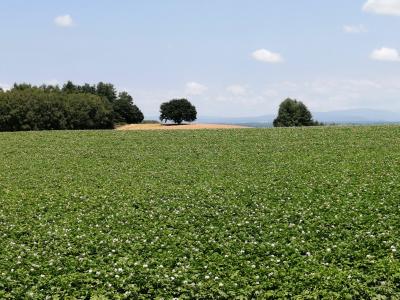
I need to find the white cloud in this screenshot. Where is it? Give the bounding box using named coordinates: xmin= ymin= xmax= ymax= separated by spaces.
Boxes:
xmin=343 ymin=24 xmax=367 ymax=33
xmin=45 ymin=79 xmax=60 ymax=86
xmin=0 ymin=83 xmax=11 ymax=91
xmin=226 ymin=85 xmax=247 ymax=96
xmin=251 ymin=49 xmax=284 ymax=63
xmin=363 ymin=0 xmax=400 ymax=16
xmin=185 ymin=82 xmax=208 ymax=95
xmin=54 ymin=14 xmax=74 ymax=27
xmin=215 ymin=78 xmax=400 ymax=115
xmin=370 ymin=47 xmax=400 ymax=61
xmin=128 ymin=77 xmax=400 ymax=118
xmin=265 ymin=78 xmax=400 ymax=112
xmin=263 ymin=89 xmax=279 ymax=98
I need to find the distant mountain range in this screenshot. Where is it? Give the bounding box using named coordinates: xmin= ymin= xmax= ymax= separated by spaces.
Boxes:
xmin=196 ymin=109 xmax=400 ymax=125
xmin=314 ymin=109 xmax=400 ymax=124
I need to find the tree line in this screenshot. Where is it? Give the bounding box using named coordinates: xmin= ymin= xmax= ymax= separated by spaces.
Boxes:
xmin=0 ymin=81 xmax=321 ymax=131
xmin=0 ymin=82 xmax=144 ymax=131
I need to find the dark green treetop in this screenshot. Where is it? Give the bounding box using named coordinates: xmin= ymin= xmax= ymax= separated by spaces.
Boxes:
xmin=273 ymin=98 xmax=320 ymax=127
xmin=113 ymin=92 xmax=144 ymax=124
xmin=160 ymin=99 xmax=197 ymax=125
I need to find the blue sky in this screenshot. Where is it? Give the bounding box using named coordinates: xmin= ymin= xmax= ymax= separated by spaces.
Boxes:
xmin=1 ymin=0 xmax=400 ymax=117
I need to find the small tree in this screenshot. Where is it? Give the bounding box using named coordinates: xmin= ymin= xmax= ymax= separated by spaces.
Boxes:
xmin=273 ymin=98 xmax=319 ymax=127
xmin=113 ymin=92 xmax=144 ymax=124
xmin=160 ymin=99 xmax=197 ymax=124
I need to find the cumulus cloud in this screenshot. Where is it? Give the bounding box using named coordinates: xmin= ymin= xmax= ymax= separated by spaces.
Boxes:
xmin=185 ymin=82 xmax=208 ymax=95
xmin=343 ymin=24 xmax=367 ymax=33
xmin=226 ymin=85 xmax=247 ymax=96
xmin=363 ymin=0 xmax=400 ymax=16
xmin=370 ymin=47 xmax=400 ymax=61
xmin=54 ymin=14 xmax=74 ymax=27
xmin=251 ymin=49 xmax=284 ymax=63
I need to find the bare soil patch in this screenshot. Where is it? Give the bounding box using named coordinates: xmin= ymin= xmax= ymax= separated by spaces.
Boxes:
xmin=116 ymin=123 xmax=250 ymax=131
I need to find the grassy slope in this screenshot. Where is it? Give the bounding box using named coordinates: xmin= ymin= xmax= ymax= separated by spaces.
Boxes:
xmin=1 ymin=126 xmax=400 ymax=298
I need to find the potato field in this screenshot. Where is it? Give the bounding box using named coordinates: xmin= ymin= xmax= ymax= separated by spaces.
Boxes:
xmin=1 ymin=126 xmax=400 ymax=298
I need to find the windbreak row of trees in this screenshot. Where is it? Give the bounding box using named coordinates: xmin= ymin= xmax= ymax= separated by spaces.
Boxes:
xmin=0 ymin=82 xmax=144 ymax=131
xmin=0 ymin=90 xmax=113 ymax=131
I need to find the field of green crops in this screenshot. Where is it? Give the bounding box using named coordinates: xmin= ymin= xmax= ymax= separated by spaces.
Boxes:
xmin=1 ymin=126 xmax=400 ymax=299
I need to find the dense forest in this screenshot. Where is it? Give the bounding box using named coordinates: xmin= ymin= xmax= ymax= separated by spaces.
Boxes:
xmin=0 ymin=82 xmax=144 ymax=131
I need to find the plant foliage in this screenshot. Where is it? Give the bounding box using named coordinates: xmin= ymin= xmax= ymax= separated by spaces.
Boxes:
xmin=113 ymin=92 xmax=144 ymax=124
xmin=1 ymin=126 xmax=400 ymax=298
xmin=0 ymin=82 xmax=144 ymax=131
xmin=160 ymin=98 xmax=197 ymax=124
xmin=0 ymin=89 xmax=113 ymax=131
xmin=273 ymin=98 xmax=321 ymax=127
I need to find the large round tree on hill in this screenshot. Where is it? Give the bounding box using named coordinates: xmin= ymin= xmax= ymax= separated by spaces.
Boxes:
xmin=159 ymin=99 xmax=197 ymax=124
xmin=273 ymin=98 xmax=320 ymax=127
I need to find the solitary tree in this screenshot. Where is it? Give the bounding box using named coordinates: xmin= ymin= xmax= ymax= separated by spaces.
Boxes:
xmin=160 ymin=99 xmax=197 ymax=124
xmin=273 ymin=98 xmax=320 ymax=127
xmin=113 ymin=92 xmax=144 ymax=124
